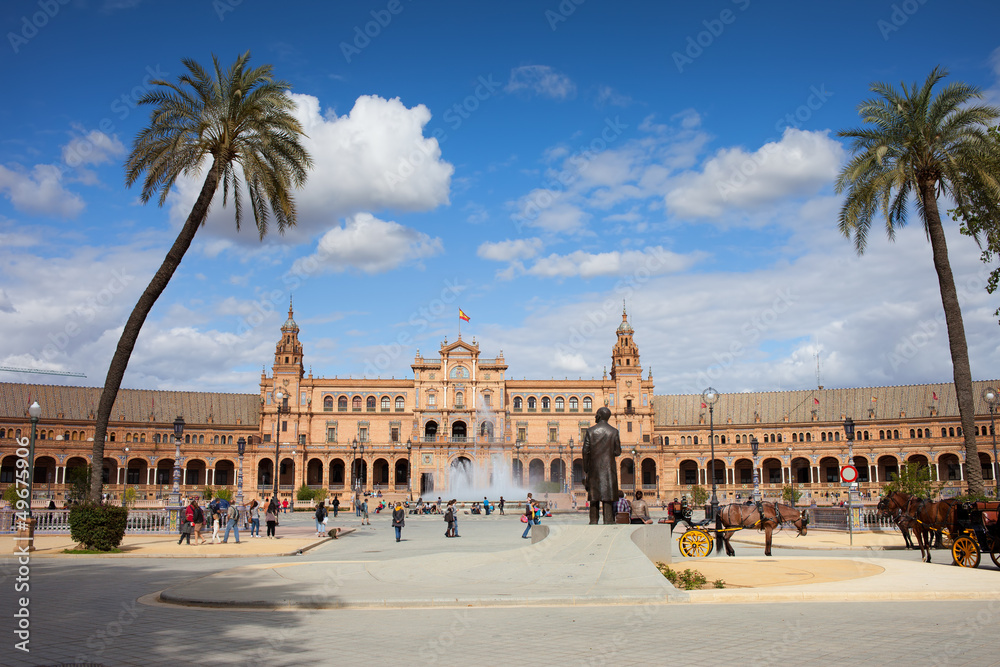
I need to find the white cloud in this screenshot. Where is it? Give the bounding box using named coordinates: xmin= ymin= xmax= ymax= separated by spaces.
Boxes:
xmin=168 ymin=93 xmax=453 ymax=246
xmin=477 ymin=238 xmax=543 ymax=262
xmin=292 ymin=212 xmax=443 ymax=275
xmin=506 ymin=65 xmax=576 ymax=100
xmin=61 ymin=129 xmax=126 ymax=168
xmin=664 ymin=128 xmax=845 ymax=219
xmin=0 ymin=164 xmax=85 ymax=218
xmin=523 ymin=246 xmax=701 ymax=279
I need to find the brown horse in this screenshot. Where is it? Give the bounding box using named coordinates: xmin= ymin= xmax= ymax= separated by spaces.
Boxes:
xmin=876 ymin=491 xmax=917 ymax=549
xmin=878 ymin=491 xmax=956 ymax=562
xmin=716 ymin=502 xmax=809 ymax=556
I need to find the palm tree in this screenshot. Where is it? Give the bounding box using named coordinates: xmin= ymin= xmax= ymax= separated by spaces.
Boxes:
xmin=89 ymin=52 xmax=312 ymax=500
xmin=836 ymin=66 xmax=1000 ymax=496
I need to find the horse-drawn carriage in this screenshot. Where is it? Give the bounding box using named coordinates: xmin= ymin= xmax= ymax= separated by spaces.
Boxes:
xmin=671 ymin=501 xmax=809 ymax=558
xmin=950 ymin=501 xmax=1000 ymax=569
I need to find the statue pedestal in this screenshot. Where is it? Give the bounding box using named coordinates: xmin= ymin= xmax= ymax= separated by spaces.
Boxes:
xmin=14 ymin=516 xmax=36 ymax=553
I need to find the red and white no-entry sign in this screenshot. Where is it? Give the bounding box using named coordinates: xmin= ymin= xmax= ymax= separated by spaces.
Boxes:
xmin=841 ymin=465 xmax=858 ymax=483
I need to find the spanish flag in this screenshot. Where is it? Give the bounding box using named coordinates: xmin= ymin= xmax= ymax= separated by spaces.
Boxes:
xmin=459 ymin=309 xmax=470 ymax=322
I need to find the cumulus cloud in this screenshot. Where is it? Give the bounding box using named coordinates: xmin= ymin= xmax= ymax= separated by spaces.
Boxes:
xmin=0 ymin=164 xmax=85 ymax=218
xmin=292 ymin=212 xmax=443 ymax=275
xmin=168 ymin=93 xmax=453 ymax=245
xmin=506 ymin=65 xmax=576 ymax=100
xmin=61 ymin=129 xmax=126 ymax=168
xmin=519 ymin=246 xmax=701 ymax=279
xmin=476 ymin=238 xmax=544 ymax=262
xmin=664 ymin=128 xmax=845 ymax=218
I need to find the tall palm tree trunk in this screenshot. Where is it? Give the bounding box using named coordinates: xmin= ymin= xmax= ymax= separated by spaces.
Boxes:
xmin=919 ymin=177 xmax=984 ymax=495
xmin=89 ymin=160 xmax=221 ymax=500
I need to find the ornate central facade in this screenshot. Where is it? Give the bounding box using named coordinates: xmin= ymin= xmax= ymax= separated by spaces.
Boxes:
xmin=1 ymin=303 xmax=997 ymax=506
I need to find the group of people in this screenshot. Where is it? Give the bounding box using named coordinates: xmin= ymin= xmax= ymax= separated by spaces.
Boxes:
xmin=178 ymin=496 xmax=284 ymax=544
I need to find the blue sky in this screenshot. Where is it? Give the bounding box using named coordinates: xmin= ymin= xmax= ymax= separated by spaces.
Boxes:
xmin=1 ymin=0 xmax=1000 ymax=395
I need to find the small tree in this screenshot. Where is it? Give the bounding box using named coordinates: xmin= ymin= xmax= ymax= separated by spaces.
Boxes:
xmin=2 ymin=485 xmax=20 ymax=507
xmin=214 ymin=487 xmax=233 ymax=502
xmin=296 ymin=484 xmax=316 ymax=502
xmin=68 ymin=502 xmax=128 ymax=551
xmin=883 ymin=464 xmax=945 ymax=500
xmin=312 ymin=487 xmax=328 ymax=504
xmin=690 ymin=485 xmax=709 ymax=506
xmin=66 ymin=466 xmax=95 ymax=505
xmin=782 ymin=485 xmax=802 ymax=506
xmin=200 ymin=486 xmax=215 ymax=501
xmin=121 ymin=486 xmax=138 ymax=508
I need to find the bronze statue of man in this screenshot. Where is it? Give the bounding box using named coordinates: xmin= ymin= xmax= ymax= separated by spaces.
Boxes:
xmin=582 ymin=406 xmax=621 ymax=525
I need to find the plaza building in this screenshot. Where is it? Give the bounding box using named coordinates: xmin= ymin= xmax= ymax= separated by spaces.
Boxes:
xmin=1 ymin=303 xmax=998 ymax=506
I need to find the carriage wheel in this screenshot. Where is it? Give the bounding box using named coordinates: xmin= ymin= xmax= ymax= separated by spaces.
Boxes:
xmin=991 ymin=543 xmax=1000 ymax=570
xmin=679 ymin=528 xmax=712 ymax=558
xmin=952 ymin=535 xmax=980 ymax=568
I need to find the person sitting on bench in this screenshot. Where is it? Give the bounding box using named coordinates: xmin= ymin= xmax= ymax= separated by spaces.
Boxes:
xmin=630 ymin=490 xmax=653 ymax=524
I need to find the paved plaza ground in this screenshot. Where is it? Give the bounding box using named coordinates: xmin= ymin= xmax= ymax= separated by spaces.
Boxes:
xmin=3 ymin=508 xmax=1000 ymax=666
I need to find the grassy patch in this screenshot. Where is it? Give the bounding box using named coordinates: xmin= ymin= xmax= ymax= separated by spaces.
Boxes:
xmin=62 ymin=547 xmax=123 ymax=554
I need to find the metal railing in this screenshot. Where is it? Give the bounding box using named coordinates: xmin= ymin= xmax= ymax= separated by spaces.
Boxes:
xmin=0 ymin=508 xmax=178 ymax=534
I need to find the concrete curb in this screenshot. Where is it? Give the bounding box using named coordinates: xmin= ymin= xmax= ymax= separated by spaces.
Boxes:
xmin=2 ymin=536 xmax=333 ymax=558
xmin=687 ymin=590 xmax=1000 ymax=604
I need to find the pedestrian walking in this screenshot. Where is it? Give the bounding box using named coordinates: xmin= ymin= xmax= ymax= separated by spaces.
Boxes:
xmin=282 ymin=498 xmax=289 ymax=514
xmin=315 ymin=501 xmax=328 ymax=537
xmin=445 ymin=499 xmax=459 ymax=537
xmin=355 ymin=495 xmax=361 ymax=517
xmin=265 ymin=497 xmax=279 ymax=538
xmin=483 ymin=497 xmax=491 ymax=515
xmin=499 ymin=496 xmax=505 ymax=515
xmin=222 ymin=501 xmax=241 ymax=543
xmin=211 ymin=504 xmax=222 ymax=543
xmin=332 ymin=495 xmax=340 ymax=518
xmin=249 ymin=499 xmax=261 ymax=537
xmin=522 ymin=499 xmax=539 ymax=539
xmin=178 ymin=498 xmax=195 ymax=545
xmin=361 ymin=498 xmax=370 ymax=525
xmin=392 ymin=501 xmax=405 ymax=542
xmin=190 ymin=498 xmax=206 ymax=545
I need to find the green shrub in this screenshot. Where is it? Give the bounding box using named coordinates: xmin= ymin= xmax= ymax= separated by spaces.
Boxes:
xmin=68 ymin=502 xmax=129 ymax=551
xmin=214 ymin=487 xmax=233 ymax=502
xmin=312 ymin=487 xmax=328 ymax=504
xmin=121 ymin=486 xmax=138 ymax=508
xmin=2 ymin=485 xmax=20 ymax=506
xmin=200 ymin=486 xmax=215 ymax=501
xmin=690 ymin=485 xmax=709 ymax=506
xmin=296 ymin=484 xmax=316 ymax=501
xmin=531 ymin=481 xmax=562 ymax=494
xmin=678 ymin=568 xmax=707 ymax=590
xmin=713 ymin=579 xmax=726 ymax=589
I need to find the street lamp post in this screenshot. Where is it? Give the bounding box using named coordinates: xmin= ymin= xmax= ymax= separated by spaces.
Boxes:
xmin=171 ymin=416 xmax=184 ymax=507
xmin=750 ymin=436 xmax=761 ymax=508
xmin=515 ymin=441 xmax=522 ymax=486
xmin=702 ymin=387 xmax=720 ymax=521
xmin=558 ymin=444 xmax=565 ymax=492
xmin=787 ymin=445 xmax=795 ymax=507
xmin=984 ymin=387 xmax=999 ymax=498
xmin=273 ymin=390 xmax=285 ymax=502
xmin=406 ymin=438 xmax=413 ymax=501
xmin=631 ymin=447 xmax=638 ymax=494
xmin=568 ymin=437 xmax=575 ymax=493
xmin=237 ymin=436 xmax=247 ymax=506
xmin=25 ymin=401 xmax=41 ymax=520
xmin=123 ymin=446 xmax=130 ymax=506
xmin=844 ymin=416 xmax=856 ymax=547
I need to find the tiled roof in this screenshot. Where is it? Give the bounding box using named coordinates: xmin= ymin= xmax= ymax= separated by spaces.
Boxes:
xmin=652 ymin=381 xmax=1000 ymax=427
xmin=0 ymin=383 xmax=259 ymax=427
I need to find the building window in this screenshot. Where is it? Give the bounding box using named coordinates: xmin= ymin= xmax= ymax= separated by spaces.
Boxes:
xmin=517 ymin=427 xmax=526 ymax=442
xmin=428 ymin=393 xmax=437 ymax=407
xmin=367 ymin=396 xmax=376 ymax=411
xmin=455 ymin=392 xmax=464 ymax=408
xmin=324 ymin=396 xmax=334 ymax=411
xmin=555 ymin=397 xmax=564 ymax=411
xmin=327 ymin=428 xmax=336 ymax=443
xmin=263 ymin=434 xmax=271 ymax=442
xmin=339 ymin=396 xmax=348 ymax=411
xmin=359 ymin=428 xmax=368 ymax=442
xmin=353 ymin=396 xmax=362 ymax=411
xmin=528 ymin=397 xmax=536 ymax=409
xmin=396 ymin=396 xmax=405 ymax=411
xmin=569 ymin=397 xmax=578 ymax=411
xmin=549 ymin=428 xmax=557 ymax=443
xmin=282 ymin=421 xmax=288 ymax=432
xmin=391 ymin=427 xmax=399 ymax=442
xmin=514 ymin=397 xmax=523 ymax=409
xmin=298 ymin=434 xmax=306 ymax=445
xmin=627 ymin=422 xmax=632 ymax=433
xmin=542 ymin=397 xmax=550 ymax=410
xmin=213 ymin=435 xmax=219 ymax=444
xmin=583 ymin=397 xmax=592 ymax=411
xmin=381 ymin=396 xmax=390 ymax=411
xmin=483 ymin=393 xmax=492 ymax=407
